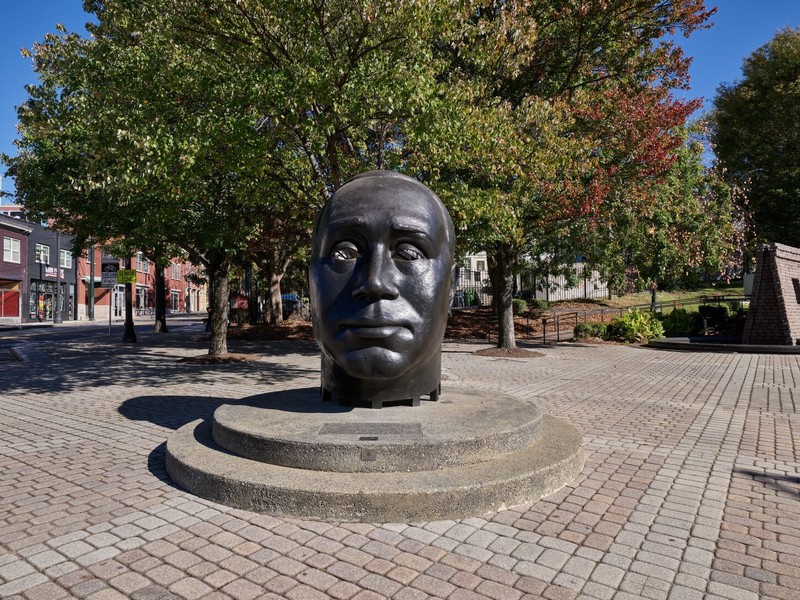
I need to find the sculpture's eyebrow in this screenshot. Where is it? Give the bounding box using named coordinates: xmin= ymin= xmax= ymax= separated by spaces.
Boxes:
xmin=390 ymin=216 xmax=432 ymax=237
xmin=326 ymin=216 xmax=366 ymax=230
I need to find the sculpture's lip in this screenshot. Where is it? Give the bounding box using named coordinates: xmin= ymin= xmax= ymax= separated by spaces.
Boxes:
xmin=341 ymin=325 xmax=407 ymax=339
xmin=339 ymin=321 xmax=412 ymax=338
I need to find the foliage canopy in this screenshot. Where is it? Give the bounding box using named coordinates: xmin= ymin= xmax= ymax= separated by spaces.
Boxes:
xmin=711 ymin=27 xmax=800 ymax=247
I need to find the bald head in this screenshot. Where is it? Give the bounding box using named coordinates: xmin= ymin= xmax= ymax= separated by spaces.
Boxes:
xmin=308 ymin=170 xmax=455 ymax=407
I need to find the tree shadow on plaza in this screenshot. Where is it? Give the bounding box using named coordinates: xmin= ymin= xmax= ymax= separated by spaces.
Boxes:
xmin=2 ymin=330 xmax=320 ymax=394
xmin=119 ymin=387 xmax=346 ymax=431
xmin=734 ymin=467 xmax=800 ymax=497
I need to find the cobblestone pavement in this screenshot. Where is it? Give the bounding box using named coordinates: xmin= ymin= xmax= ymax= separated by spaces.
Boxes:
xmin=1 ymin=323 xmax=798 ymax=600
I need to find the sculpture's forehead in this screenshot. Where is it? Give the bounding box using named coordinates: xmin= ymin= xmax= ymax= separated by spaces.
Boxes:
xmin=331 ymin=176 xmax=436 ymax=206
xmin=325 ymin=178 xmax=444 ymax=227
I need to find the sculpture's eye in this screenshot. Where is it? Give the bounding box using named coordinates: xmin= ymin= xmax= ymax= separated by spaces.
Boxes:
xmin=393 ymin=243 xmax=425 ymax=261
xmin=331 ymin=241 xmax=360 ymax=261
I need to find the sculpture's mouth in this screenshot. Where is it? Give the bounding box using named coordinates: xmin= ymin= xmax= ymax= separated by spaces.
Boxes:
xmin=341 ymin=325 xmax=407 ymax=338
xmin=338 ymin=318 xmax=413 ymax=339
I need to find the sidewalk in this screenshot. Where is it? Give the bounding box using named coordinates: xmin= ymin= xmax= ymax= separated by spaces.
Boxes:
xmin=1 ymin=329 xmax=798 ymax=600
xmin=0 ymin=313 xmax=205 ymax=332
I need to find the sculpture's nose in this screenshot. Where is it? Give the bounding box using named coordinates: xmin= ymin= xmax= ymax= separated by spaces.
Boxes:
xmin=352 ymin=249 xmax=399 ymax=301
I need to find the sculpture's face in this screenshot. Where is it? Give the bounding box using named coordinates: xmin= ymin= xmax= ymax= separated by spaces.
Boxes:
xmin=310 ymin=174 xmax=453 ymax=382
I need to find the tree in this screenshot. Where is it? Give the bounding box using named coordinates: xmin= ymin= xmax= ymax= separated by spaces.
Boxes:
xmin=711 ymin=27 xmax=800 ymax=247
xmin=3 ymin=11 xmax=271 ymax=354
xmin=412 ymin=0 xmax=720 ymax=350
xmin=5 ymin=0 xmax=450 ymax=353
xmin=592 ymin=125 xmax=739 ymax=299
xmin=6 ymin=0 xmax=738 ymax=357
xmin=168 ymin=0 xmax=447 ymax=305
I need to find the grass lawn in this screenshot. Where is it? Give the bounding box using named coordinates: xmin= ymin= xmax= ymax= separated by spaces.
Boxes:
xmin=606 ymin=281 xmax=745 ymax=309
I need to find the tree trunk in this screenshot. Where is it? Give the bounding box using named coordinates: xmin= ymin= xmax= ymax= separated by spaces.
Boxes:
xmin=208 ymin=255 xmax=230 ymax=355
xmin=154 ymin=262 xmax=169 ymax=333
xmin=256 ymin=250 xmax=292 ymax=325
xmin=269 ymin=268 xmax=284 ymax=325
xmin=494 ymin=247 xmax=517 ymax=350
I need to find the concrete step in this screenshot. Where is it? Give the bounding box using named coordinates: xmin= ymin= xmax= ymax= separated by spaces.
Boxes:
xmin=211 ymin=387 xmax=544 ymax=473
xmin=165 ymin=412 xmax=584 ymax=522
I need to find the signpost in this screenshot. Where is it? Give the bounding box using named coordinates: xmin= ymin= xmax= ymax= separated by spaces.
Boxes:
xmin=101 ymin=252 xmax=119 ymax=335
xmin=100 ymin=263 xmax=119 ymax=287
xmin=116 ymin=269 xmax=136 ymax=284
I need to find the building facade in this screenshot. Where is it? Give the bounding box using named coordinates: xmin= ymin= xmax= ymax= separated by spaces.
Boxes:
xmin=76 ymin=248 xmax=205 ymax=321
xmin=26 ymin=225 xmax=78 ymax=322
xmin=0 ymin=214 xmax=32 ymax=324
xmin=0 ymin=212 xmax=79 ymax=324
xmin=1 ymin=205 xmax=206 ymax=322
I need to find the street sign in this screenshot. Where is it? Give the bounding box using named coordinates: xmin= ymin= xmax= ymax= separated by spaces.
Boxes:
xmin=101 ymin=250 xmax=119 ymax=265
xmin=101 ymin=263 xmax=119 ymax=287
xmin=116 ymin=269 xmax=136 ymax=284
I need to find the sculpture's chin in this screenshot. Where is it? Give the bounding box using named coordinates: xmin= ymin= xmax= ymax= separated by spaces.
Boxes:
xmin=335 ymin=346 xmax=414 ymax=380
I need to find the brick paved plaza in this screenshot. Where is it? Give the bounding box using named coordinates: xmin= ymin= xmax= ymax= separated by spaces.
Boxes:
xmin=1 ymin=323 xmax=799 ymax=600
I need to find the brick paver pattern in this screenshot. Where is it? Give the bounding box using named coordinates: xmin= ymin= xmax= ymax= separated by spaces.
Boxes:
xmin=1 ymin=325 xmax=798 ymax=600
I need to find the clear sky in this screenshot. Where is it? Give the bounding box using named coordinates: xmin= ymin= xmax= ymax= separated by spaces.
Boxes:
xmin=1 ymin=1 xmax=799 ymax=198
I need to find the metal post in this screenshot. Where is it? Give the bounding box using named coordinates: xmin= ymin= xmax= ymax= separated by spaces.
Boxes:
xmin=54 ymin=231 xmax=63 ymax=324
xmin=88 ymin=241 xmax=95 ymax=320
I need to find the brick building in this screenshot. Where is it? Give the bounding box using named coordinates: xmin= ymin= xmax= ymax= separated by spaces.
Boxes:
xmin=77 ymin=248 xmax=206 ymax=321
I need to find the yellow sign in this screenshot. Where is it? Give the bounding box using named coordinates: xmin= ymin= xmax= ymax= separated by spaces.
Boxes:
xmin=116 ymin=269 xmax=137 ymax=284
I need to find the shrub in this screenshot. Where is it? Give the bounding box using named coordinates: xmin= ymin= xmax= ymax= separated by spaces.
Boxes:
xmin=663 ymin=308 xmax=702 ymax=337
xmin=606 ymin=308 xmax=665 ymax=343
xmin=512 ymin=298 xmax=528 ymax=315
xmin=698 ymin=304 xmax=728 ymax=328
xmin=725 ymin=303 xmax=749 ymax=335
xmin=574 ymin=322 xmax=608 ymax=339
xmin=464 ymin=288 xmax=479 ymax=306
xmin=528 ymin=299 xmax=549 ymax=311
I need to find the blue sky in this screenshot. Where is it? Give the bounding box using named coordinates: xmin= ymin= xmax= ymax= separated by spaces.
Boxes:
xmin=1 ymin=1 xmax=799 ymax=197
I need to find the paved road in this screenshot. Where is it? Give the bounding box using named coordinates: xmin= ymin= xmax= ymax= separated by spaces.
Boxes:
xmin=1 ymin=329 xmax=798 ymax=600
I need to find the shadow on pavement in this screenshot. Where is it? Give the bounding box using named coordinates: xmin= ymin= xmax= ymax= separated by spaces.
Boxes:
xmin=148 ymin=443 xmax=171 ymax=485
xmin=734 ymin=467 xmax=800 ymax=496
xmin=130 ymin=386 xmax=352 ymax=490
xmin=119 ymin=394 xmax=232 ymax=430
xmin=2 ymin=328 xmax=320 ymax=394
xmin=119 ymin=387 xmax=350 ymax=430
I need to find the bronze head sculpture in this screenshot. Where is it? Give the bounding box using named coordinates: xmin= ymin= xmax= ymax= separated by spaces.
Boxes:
xmin=309 ymin=170 xmax=455 ymax=408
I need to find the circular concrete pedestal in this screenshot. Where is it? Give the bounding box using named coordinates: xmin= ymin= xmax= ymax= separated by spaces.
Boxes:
xmin=165 ymin=386 xmax=584 ymax=522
